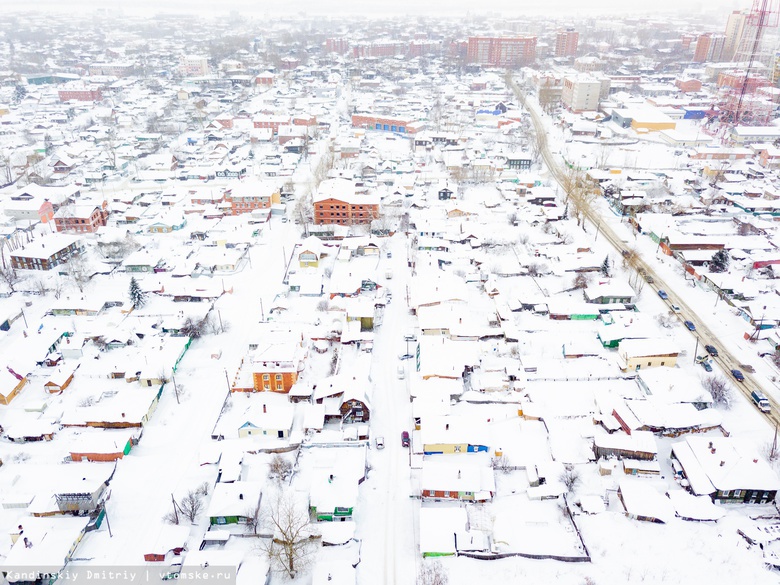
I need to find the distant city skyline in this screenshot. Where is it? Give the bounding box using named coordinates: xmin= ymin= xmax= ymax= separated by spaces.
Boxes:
xmin=4 ymin=0 xmax=747 ymax=17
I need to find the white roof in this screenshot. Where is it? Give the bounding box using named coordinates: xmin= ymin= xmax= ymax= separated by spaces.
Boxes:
xmin=2 ymin=516 xmax=90 ymax=581
xmin=672 ymin=436 xmax=780 ymax=494
xmin=618 ymin=478 xmax=675 ymax=523
xmin=419 ymin=506 xmax=467 ymax=555
xmin=207 ymin=481 xmax=263 ymax=518
xmin=618 ymin=338 xmax=680 ymax=359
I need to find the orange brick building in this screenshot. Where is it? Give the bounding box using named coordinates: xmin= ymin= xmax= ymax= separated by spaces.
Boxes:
xmin=313 ymin=178 xmax=379 ymax=225
xmin=223 ymin=180 xmax=280 ymax=216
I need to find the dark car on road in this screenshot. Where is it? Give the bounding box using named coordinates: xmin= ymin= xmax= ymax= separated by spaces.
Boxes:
xmin=731 ymin=369 xmax=745 ymax=382
xmin=705 ymin=345 xmax=718 ymax=357
xmin=657 ymin=290 xmax=668 ymax=300
xmin=401 ymin=431 xmax=410 ymax=447
xmin=684 ymin=320 xmax=696 ymax=331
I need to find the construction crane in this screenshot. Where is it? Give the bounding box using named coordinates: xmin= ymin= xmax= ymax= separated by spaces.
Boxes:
xmin=721 ymin=0 xmax=779 ymax=126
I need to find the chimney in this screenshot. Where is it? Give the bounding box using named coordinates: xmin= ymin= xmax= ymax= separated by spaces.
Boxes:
xmin=263 ymin=404 xmax=267 ymax=414
xmin=708 ymin=441 xmax=713 ymax=449
xmin=457 ymin=470 xmax=461 ymax=479
xmin=121 ymin=412 xmax=125 ymax=418
xmin=720 ymin=461 xmax=725 ymax=467
xmin=23 ymin=537 xmax=32 ymax=548
xmin=754 ymin=459 xmax=759 ymax=463
xmin=239 ymin=493 xmax=243 ymax=500
xmin=445 ymin=424 xmax=449 ymax=431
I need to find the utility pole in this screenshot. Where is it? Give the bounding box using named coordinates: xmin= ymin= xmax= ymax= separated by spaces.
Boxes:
xmin=693 ymin=337 xmax=699 ymax=364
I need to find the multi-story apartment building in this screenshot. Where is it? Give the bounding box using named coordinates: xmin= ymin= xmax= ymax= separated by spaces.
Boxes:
xmin=180 ymin=55 xmax=210 ymax=76
xmin=693 ymin=33 xmax=726 ymax=63
xmin=562 ymin=75 xmax=602 ymax=112
xmin=466 ymin=36 xmax=537 ymax=67
xmin=555 ymin=29 xmax=579 ymax=58
xmin=58 ymin=84 xmax=102 ymax=102
xmin=223 ymin=181 xmax=279 ymax=216
xmin=10 ymin=234 xmax=82 ymax=271
xmin=53 ymin=202 xmax=108 ymax=234
xmin=313 ymin=178 xmax=379 ymax=225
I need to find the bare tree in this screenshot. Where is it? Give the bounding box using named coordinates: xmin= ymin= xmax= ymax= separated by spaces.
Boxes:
xmin=244 ymin=503 xmax=262 ymax=535
xmin=65 ymin=255 xmax=90 ymax=293
xmin=702 ymin=376 xmax=732 ymax=408
xmin=417 ymin=560 xmax=449 ymax=585
xmin=179 ymin=489 xmax=204 ymax=523
xmin=572 ymin=273 xmax=591 ymax=290
xmin=560 ymin=466 xmax=581 ymax=493
xmin=259 ymin=491 xmax=318 ymax=579
xmin=268 ymin=454 xmax=293 ymax=484
xmin=0 ymin=265 xmax=23 ymax=293
xmin=560 ymin=167 xmax=599 ymax=229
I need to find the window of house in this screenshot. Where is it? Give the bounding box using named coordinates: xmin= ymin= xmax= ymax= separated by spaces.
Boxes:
xmin=733 ymin=490 xmax=742 ymax=497
xmin=275 ymin=374 xmax=282 ymax=380
xmin=263 ymin=374 xmax=269 ymax=380
xmin=443 ymin=491 xmax=450 ymax=497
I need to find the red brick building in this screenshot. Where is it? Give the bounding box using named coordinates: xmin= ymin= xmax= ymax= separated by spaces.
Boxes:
xmin=555 ymin=29 xmax=579 ymax=58
xmin=58 ymin=86 xmax=103 ymax=102
xmin=326 ymin=38 xmax=350 ymax=54
xmin=53 ymin=201 xmax=108 ymax=234
xmin=313 ymin=178 xmax=379 ymax=225
xmin=693 ymin=33 xmax=725 ymax=63
xmin=675 ymin=78 xmax=703 ymax=93
xmin=223 ymin=180 xmax=279 ymax=216
xmin=252 ymin=115 xmax=290 ymax=135
xmin=466 ymin=36 xmax=537 ymax=67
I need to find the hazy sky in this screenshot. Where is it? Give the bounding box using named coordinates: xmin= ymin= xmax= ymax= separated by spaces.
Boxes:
xmin=4 ymin=0 xmax=747 ymax=17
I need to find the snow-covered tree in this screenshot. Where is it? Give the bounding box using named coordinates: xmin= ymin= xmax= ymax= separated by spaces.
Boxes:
xmin=129 ymin=276 xmax=147 ymax=309
xmin=710 ymin=249 xmax=730 ymax=273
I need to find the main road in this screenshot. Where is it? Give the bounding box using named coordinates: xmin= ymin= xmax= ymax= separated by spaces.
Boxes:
xmin=509 ymin=79 xmax=780 ymax=428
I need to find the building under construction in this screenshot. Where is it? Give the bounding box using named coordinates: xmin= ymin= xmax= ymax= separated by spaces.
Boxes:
xmin=719 ymin=0 xmax=779 ymax=126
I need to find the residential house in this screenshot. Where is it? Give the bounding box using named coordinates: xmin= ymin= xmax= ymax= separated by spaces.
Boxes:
xmin=207 ymin=481 xmax=263 ymax=526
xmin=420 ymin=454 xmax=495 ymax=501
xmin=237 ymin=335 xmax=306 ymax=393
xmin=339 ymin=386 xmax=371 ymax=423
xmin=237 ymin=401 xmax=295 ymax=439
xmin=0 ymin=367 xmax=28 ymax=404
xmin=671 ymin=436 xmax=780 ymax=503
xmin=617 ymin=338 xmax=680 ymax=371
xmin=297 ymin=236 xmax=326 ymax=268
xmin=69 ymin=430 xmax=135 ymax=462
xmin=584 ymin=281 xmax=635 ymax=304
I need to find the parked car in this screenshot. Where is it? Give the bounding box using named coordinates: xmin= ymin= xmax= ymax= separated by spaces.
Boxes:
xmin=404 ymin=332 xmax=417 ymax=342
xmin=731 ymin=369 xmax=745 ymax=382
xmin=670 ymin=304 xmax=681 ymax=313
xmin=398 ymin=353 xmax=414 ymax=361
xmin=386 ymin=251 xmax=392 ymax=258
xmin=700 ymin=360 xmax=713 ymax=372
xmin=375 ymin=436 xmax=385 ymax=449
xmin=684 ymin=320 xmax=696 ymax=331
xmin=657 ymin=290 xmax=668 ymax=300
xmin=401 ymin=431 xmax=410 ymax=447
xmin=705 ymin=345 xmax=718 ymax=357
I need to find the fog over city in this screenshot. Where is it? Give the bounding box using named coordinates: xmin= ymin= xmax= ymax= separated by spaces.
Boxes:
xmin=5 ymin=0 xmax=746 ymax=16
